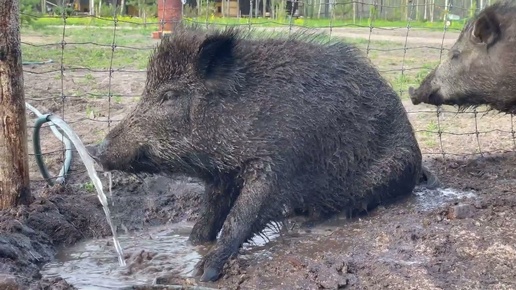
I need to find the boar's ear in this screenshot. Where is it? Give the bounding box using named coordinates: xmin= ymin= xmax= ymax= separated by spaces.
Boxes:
xmin=195 ymin=32 xmax=236 ymax=83
xmin=471 ymin=10 xmax=501 ymax=47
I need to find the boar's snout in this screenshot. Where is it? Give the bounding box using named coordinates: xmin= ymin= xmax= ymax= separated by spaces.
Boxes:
xmin=408 ymin=83 xmax=444 ymax=107
xmin=408 ymin=68 xmax=447 ymax=107
xmin=408 ymin=87 xmax=422 ymax=105
xmin=86 ymin=139 xmax=109 ymax=163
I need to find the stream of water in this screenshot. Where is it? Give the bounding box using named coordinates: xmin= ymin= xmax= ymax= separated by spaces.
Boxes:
xmin=47 ymin=115 xmax=126 ymax=266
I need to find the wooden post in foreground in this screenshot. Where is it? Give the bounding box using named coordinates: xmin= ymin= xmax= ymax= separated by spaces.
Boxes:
xmin=0 ymin=0 xmax=31 ymax=209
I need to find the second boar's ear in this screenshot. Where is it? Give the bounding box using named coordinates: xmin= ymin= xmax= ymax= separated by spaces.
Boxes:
xmin=195 ymin=32 xmax=236 ymax=83
xmin=471 ymin=10 xmax=501 ymax=47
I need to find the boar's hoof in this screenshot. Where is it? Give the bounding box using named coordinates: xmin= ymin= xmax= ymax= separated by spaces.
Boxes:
xmin=189 ymin=223 xmax=218 ymax=246
xmin=408 ymin=87 xmax=422 ymax=105
xmin=193 ymin=256 xmax=223 ymax=282
xmin=200 ymin=267 xmax=221 ymax=282
xmin=420 ymin=165 xmax=442 ymax=190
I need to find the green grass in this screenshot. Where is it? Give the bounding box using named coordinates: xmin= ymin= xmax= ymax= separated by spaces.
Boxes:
xmin=417 ymin=118 xmax=448 ymax=148
xmin=25 ymin=15 xmax=158 ymax=29
xmin=186 ymin=17 xmax=466 ymax=31
xmin=81 ymin=181 xmax=95 ymax=193
xmin=21 ymin=26 xmax=155 ymax=69
xmin=21 ymin=23 xmax=407 ymax=70
xmin=24 ymin=14 xmax=467 ymax=32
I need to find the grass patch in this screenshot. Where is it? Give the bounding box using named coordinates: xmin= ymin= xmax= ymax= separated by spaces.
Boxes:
xmin=25 ymin=14 xmax=467 ymax=32
xmin=186 ymin=17 xmax=466 ymax=31
xmin=21 ymin=26 xmax=155 ymax=69
xmin=81 ymin=181 xmax=95 ymax=193
xmin=21 ymin=24 xmax=406 ymax=70
xmin=417 ymin=119 xmax=443 ymax=148
xmin=26 ymin=15 xmax=159 ymax=29
xmin=22 ymin=43 xmax=152 ymax=69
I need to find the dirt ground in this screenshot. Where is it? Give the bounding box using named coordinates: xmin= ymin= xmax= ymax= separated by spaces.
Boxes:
xmin=1 ymin=26 xmax=515 ymax=289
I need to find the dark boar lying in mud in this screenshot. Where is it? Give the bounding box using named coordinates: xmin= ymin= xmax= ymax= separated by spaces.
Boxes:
xmin=88 ymin=25 xmax=436 ymax=282
xmin=409 ymin=1 xmax=516 ymax=114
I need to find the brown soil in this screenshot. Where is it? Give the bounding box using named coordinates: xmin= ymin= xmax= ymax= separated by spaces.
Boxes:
xmin=1 ymin=27 xmax=515 ymax=290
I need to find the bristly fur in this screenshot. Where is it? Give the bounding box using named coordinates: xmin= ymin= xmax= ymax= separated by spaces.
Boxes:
xmin=91 ymin=24 xmax=425 ymax=281
xmin=410 ymin=0 xmax=516 ymax=115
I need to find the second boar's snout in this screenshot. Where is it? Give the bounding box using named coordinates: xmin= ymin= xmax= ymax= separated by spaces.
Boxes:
xmin=408 ymin=87 xmax=421 ymax=105
xmin=408 ymin=78 xmax=442 ymax=106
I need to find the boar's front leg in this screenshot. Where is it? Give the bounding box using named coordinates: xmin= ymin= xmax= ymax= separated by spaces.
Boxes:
xmin=193 ymin=159 xmax=277 ymax=282
xmin=189 ymin=179 xmax=240 ymax=245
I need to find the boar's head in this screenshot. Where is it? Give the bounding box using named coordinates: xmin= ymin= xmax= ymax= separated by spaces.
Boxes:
xmin=409 ymin=1 xmax=516 ymax=114
xmin=88 ymin=26 xmax=242 ymax=176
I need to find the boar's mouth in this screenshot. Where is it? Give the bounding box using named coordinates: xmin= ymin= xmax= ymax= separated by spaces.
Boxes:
xmin=87 ymin=144 xmax=161 ymax=175
xmin=409 ymin=86 xmax=444 ymax=107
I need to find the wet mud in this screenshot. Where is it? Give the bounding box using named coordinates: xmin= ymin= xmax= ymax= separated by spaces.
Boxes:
xmin=1 ymin=152 xmax=515 ymax=289
xmin=0 ymin=174 xmax=203 ymax=289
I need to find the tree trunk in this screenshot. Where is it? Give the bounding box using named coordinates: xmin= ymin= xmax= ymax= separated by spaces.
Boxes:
xmin=430 ymin=0 xmax=434 ymax=22
xmin=120 ymin=0 xmax=125 ymax=15
xmin=143 ymin=3 xmax=147 ymax=28
xmin=89 ymin=0 xmax=94 ymax=15
xmin=443 ymin=0 xmax=448 ymax=21
xmin=352 ymin=0 xmax=355 ymax=23
xmin=405 ymin=0 xmax=409 ymax=21
xmin=316 ymin=0 xmax=320 ymax=19
xmin=423 ymin=0 xmax=427 ymax=20
xmin=0 ymin=0 xmax=31 ymax=210
xmin=415 ymin=0 xmax=419 ymax=21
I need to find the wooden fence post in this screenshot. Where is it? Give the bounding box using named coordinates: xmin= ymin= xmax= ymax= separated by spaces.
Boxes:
xmin=0 ymin=0 xmax=31 ymax=210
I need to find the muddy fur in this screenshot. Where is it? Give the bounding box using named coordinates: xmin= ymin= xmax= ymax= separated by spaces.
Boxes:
xmin=88 ymin=25 xmax=426 ymax=282
xmin=409 ymin=0 xmax=516 ymax=114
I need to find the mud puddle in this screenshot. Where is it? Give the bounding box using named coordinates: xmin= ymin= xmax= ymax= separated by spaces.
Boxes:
xmin=409 ymin=186 xmax=477 ymax=211
xmin=40 ymin=187 xmax=475 ymax=289
xmin=40 ymin=222 xmax=201 ymax=289
xmin=314 ymin=186 xmax=477 ymax=228
xmin=40 ymin=221 xmax=281 ymax=289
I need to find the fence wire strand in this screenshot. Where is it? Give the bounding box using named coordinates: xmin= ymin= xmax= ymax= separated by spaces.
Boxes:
xmin=20 ymin=0 xmax=515 ymax=183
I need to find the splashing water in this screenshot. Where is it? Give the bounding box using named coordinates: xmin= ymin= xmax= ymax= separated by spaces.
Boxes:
xmin=41 ymin=225 xmax=202 ymax=289
xmin=41 ymin=223 xmax=278 ymax=288
xmin=104 ymin=171 xmax=114 ymax=206
xmin=47 ymin=115 xmax=126 ymax=266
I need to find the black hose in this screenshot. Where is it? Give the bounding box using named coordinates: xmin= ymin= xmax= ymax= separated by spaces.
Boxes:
xmin=33 ymin=114 xmax=55 ymax=186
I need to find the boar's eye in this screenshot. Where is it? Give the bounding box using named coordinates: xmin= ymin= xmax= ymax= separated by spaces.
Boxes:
xmin=450 ymin=49 xmax=460 ymax=60
xmin=159 ymin=90 xmax=180 ymax=104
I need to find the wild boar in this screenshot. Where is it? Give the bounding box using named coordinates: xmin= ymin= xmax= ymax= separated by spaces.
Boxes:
xmin=409 ymin=1 xmax=516 ymax=114
xmin=88 ymin=25 xmax=432 ymax=282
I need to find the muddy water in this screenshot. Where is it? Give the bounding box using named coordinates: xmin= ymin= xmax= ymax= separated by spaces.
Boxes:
xmin=40 ymin=187 xmax=475 ymax=289
xmin=40 ymin=222 xmax=201 ymax=289
xmin=410 ymin=186 xmax=477 ymax=211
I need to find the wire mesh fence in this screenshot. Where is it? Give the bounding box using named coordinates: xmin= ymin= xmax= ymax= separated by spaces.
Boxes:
xmin=19 ymin=0 xmax=516 ymax=184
